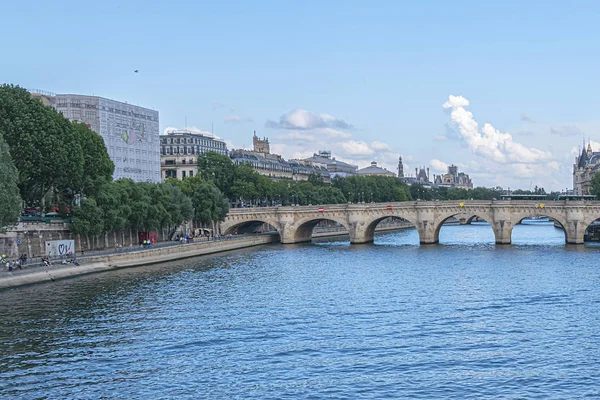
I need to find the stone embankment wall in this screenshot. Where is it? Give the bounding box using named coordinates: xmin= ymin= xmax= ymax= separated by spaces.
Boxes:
xmin=0 ymin=234 xmax=278 ymax=290
xmin=8 ymin=221 xmax=200 ymax=259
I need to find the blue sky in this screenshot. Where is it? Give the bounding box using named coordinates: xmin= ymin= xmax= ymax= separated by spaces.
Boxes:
xmin=3 ymin=0 xmax=600 ymax=190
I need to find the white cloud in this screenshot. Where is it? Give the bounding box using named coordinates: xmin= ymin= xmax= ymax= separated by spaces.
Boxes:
xmin=442 ymin=95 xmax=470 ymax=109
xmin=263 ymin=108 xmax=402 ymax=172
xmin=266 ymin=108 xmax=353 ymax=130
xmin=371 ymin=141 xmax=392 ymax=151
xmin=340 ymin=140 xmax=375 ymax=157
xmin=550 ymin=125 xmax=583 ymax=137
xmin=224 ymin=115 xmax=253 ymax=124
xmin=430 ymin=159 xmax=448 ymax=173
xmin=442 ymin=95 xmax=552 ymax=164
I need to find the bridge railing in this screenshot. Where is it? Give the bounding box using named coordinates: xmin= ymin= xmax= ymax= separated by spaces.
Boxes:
xmin=226 ymin=199 xmax=600 ymax=214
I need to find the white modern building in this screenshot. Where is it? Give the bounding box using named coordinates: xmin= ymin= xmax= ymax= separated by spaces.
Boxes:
xmin=37 ymin=92 xmax=161 ymax=182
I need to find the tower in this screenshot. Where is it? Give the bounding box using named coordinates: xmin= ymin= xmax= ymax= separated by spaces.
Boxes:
xmin=397 ymin=156 xmax=404 ymax=178
xmin=252 ymin=130 xmax=270 ymax=154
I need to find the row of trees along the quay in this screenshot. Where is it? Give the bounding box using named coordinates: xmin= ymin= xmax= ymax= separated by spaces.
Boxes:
xmin=0 ymin=84 xmax=231 ymax=245
xmin=0 ymin=85 xmax=113 ymax=214
xmin=70 ymin=179 xmax=196 ymax=241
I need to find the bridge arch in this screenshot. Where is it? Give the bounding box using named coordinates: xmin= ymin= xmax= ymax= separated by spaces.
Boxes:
xmin=362 ymin=214 xmax=420 ymax=243
xmin=510 ymin=211 xmax=569 ymax=243
xmin=432 ymin=209 xmax=497 ymax=244
xmin=579 ymin=213 xmax=600 ymax=243
xmin=221 ymin=216 xmax=282 ymax=238
xmin=286 ymin=214 xmax=352 ymax=243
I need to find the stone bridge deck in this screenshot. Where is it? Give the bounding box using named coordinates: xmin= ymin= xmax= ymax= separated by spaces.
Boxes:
xmin=221 ymin=200 xmax=600 ymax=245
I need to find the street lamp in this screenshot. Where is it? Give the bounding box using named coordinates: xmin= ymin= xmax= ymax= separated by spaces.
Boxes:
xmin=361 ymin=192 xmax=365 ymax=204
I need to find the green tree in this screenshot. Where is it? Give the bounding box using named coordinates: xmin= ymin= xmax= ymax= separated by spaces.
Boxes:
xmin=72 ymin=122 xmax=114 ymax=198
xmin=0 ymin=85 xmax=84 ymax=207
xmin=197 ymin=152 xmax=237 ymax=198
xmin=0 ymin=132 xmax=21 ymax=231
xmin=410 ymin=183 xmax=432 ymax=200
xmin=70 ymin=198 xmax=104 ymax=236
xmin=169 ymin=175 xmax=229 ymax=226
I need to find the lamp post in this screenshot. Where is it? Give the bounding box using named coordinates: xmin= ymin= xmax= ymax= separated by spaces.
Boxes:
xmin=361 ymin=192 xmax=365 ymax=204
xmin=370 ymin=192 xmax=373 ymax=203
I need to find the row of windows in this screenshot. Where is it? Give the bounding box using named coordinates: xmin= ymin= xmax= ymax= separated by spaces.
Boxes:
xmin=160 ymin=137 xmax=226 ymax=147
xmin=161 ymin=147 xmax=227 ymax=156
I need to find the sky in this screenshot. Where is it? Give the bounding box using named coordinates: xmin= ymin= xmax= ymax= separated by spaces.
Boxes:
xmin=3 ymin=0 xmax=600 ymax=191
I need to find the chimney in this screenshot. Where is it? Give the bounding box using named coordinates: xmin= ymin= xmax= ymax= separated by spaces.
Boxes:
xmin=427 ymin=167 xmax=430 ymax=180
xmin=415 ymin=167 xmax=418 ymax=177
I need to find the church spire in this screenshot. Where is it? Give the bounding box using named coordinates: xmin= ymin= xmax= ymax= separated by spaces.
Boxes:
xmin=397 ymin=155 xmax=404 ymax=178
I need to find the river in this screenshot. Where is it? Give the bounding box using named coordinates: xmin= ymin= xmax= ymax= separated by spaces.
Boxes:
xmin=1 ymin=222 xmax=600 ymax=399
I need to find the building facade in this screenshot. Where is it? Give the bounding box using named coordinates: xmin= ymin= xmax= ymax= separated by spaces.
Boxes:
xmin=357 ymin=161 xmax=396 ymax=177
xmin=229 ymin=131 xmax=293 ymax=180
xmin=303 ymin=150 xmax=358 ymax=177
xmin=433 ymin=164 xmax=473 ymax=189
xmin=36 ymin=92 xmax=161 ymax=182
xmin=402 ymin=166 xmax=432 ymax=186
xmin=229 ymin=132 xmax=333 ymax=181
xmin=160 ymin=129 xmax=228 ymax=180
xmin=573 ymin=141 xmax=600 ymax=195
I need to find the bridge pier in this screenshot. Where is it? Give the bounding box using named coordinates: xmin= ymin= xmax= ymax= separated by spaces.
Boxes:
xmin=493 ymin=220 xmax=512 ymax=244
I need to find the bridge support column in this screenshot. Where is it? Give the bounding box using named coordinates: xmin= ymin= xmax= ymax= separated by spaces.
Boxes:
xmin=418 ymin=221 xmax=437 ymax=244
xmin=565 ymin=220 xmax=585 ymax=244
xmin=493 ymin=220 xmax=512 ymax=244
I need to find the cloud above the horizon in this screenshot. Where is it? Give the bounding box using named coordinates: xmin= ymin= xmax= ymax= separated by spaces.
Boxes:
xmin=264 ymin=108 xmax=398 ymax=171
xmin=266 ymin=108 xmax=353 ymax=130
xmin=224 ymin=115 xmax=253 ymax=124
xmin=442 ymin=95 xmax=552 ymax=164
xmin=550 ymin=124 xmax=583 ymax=137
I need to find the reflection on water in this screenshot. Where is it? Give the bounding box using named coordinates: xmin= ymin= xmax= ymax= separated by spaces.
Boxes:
xmin=1 ymin=224 xmax=600 ymax=399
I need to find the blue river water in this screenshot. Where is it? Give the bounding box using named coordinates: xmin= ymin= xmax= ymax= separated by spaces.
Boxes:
xmin=1 ymin=222 xmax=600 ymax=399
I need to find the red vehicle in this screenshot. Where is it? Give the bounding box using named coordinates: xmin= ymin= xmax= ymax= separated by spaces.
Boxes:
xmin=138 ymin=231 xmax=158 ymax=244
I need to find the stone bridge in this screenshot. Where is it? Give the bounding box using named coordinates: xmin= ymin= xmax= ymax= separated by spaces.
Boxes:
xmin=221 ymin=200 xmax=600 ymax=245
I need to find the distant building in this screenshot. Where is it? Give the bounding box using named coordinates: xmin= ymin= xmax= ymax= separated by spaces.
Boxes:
xmin=397 ymin=156 xmax=404 ymax=178
xmin=230 ymin=132 xmax=335 ymax=181
xmin=288 ymin=159 xmax=330 ymax=182
xmin=160 ymin=129 xmax=228 ymax=180
xmin=433 ymin=164 xmax=473 ymax=189
xmin=573 ymin=141 xmax=600 ymax=195
xmin=303 ymin=150 xmax=357 ymax=177
xmin=252 ymin=131 xmax=270 ymax=154
xmin=229 ymin=131 xmax=293 ymax=180
xmin=31 ymin=90 xmax=161 ymax=182
xmin=402 ymin=166 xmax=432 ymax=186
xmin=357 ymin=161 xmax=396 ymax=177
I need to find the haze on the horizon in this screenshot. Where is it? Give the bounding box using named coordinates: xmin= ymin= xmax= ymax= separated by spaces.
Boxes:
xmin=3 ymin=0 xmax=599 ymax=191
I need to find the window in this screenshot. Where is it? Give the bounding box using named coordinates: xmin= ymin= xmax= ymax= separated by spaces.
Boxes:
xmin=189 ymin=171 xmax=193 ymax=177
xmin=182 ymin=171 xmax=186 ymax=179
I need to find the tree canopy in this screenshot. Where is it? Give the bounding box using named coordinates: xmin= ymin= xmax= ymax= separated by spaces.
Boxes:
xmin=0 ymin=85 xmax=84 ymax=207
xmin=0 ymin=131 xmax=21 ymax=231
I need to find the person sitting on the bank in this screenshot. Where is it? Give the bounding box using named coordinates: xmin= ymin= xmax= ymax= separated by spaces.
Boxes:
xmin=42 ymin=256 xmax=52 ymax=267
